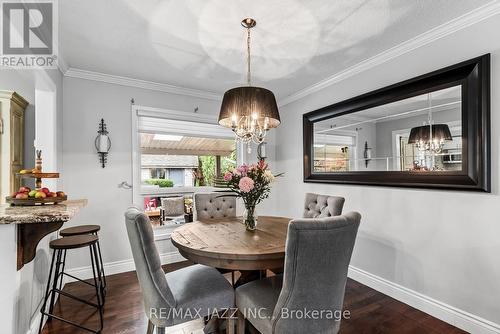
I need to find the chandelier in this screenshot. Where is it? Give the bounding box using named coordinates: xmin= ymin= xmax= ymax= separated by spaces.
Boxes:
xmin=408 ymin=123 xmax=452 ymax=153
xmin=408 ymin=93 xmax=452 ymax=153
xmin=218 ymin=18 xmax=280 ymax=147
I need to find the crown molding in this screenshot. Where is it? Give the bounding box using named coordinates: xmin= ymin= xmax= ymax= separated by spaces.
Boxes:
xmin=278 ymin=0 xmax=500 ymax=107
xmin=64 ymin=68 xmax=222 ymax=101
xmin=60 ymin=1 xmax=500 ymax=106
xmin=57 ymin=54 xmax=68 ymax=75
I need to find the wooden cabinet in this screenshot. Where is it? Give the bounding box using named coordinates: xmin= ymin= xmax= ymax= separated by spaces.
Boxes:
xmin=0 ymin=91 xmax=28 ymax=202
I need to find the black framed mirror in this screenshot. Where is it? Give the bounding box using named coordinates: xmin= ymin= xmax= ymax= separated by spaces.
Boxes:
xmin=303 ymin=54 xmax=490 ymax=192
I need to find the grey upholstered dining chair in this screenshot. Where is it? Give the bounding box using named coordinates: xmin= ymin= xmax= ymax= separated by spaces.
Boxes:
xmin=160 ymin=196 xmax=185 ymax=224
xmin=303 ymin=192 xmax=345 ymax=218
xmin=125 ymin=207 xmax=235 ymax=334
xmin=195 ymin=193 xmax=236 ymax=221
xmin=235 ymin=212 xmax=361 ymax=334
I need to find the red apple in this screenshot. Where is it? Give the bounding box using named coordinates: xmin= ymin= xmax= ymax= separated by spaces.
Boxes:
xmin=56 ymin=191 xmax=66 ymax=198
xmin=16 ymin=193 xmax=29 ymax=199
xmin=19 ymin=186 xmax=31 ymax=193
xmin=48 ymin=192 xmax=57 ymax=198
xmin=41 ymin=187 xmax=50 ymax=194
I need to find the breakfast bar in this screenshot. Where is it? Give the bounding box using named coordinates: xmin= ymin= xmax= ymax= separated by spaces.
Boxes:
xmin=0 ymin=199 xmax=87 ymax=270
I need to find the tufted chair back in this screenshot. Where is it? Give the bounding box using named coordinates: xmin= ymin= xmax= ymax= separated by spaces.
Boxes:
xmin=161 ymin=197 xmax=185 ymax=216
xmin=303 ymin=193 xmax=345 ymax=218
xmin=124 ymin=207 xmax=175 ymax=327
xmin=195 ymin=193 xmax=236 ymax=221
xmin=272 ymin=212 xmax=361 ymax=333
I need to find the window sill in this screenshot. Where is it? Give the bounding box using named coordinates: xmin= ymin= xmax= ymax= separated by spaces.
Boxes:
xmin=154 ymin=230 xmax=171 ymax=241
xmin=141 ymin=186 xmax=219 ymax=196
xmin=153 ymin=222 xmax=184 ymax=241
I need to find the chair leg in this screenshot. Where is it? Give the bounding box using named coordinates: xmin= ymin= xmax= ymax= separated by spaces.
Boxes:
xmin=227 ymin=317 xmax=235 ymax=334
xmin=146 ymin=319 xmax=155 ymax=334
xmin=237 ymin=310 xmax=245 ymax=334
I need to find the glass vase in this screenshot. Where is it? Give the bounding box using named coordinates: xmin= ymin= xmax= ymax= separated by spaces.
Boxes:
xmin=243 ymin=205 xmax=258 ymax=231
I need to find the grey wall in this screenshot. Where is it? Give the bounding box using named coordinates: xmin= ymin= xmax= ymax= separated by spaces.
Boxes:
xmin=273 ymin=15 xmax=500 ymax=329
xmin=0 ymin=68 xmax=63 ymax=334
xmin=61 ymin=77 xmax=278 ymax=270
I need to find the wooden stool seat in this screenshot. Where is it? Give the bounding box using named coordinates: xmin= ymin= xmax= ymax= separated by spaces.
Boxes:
xmin=58 ymin=225 xmax=107 ymax=302
xmin=60 ymin=224 xmax=101 ymax=236
xmin=50 ymin=235 xmax=98 ymax=250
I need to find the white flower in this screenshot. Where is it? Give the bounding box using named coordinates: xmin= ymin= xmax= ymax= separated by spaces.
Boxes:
xmin=264 ymin=170 xmax=275 ymax=182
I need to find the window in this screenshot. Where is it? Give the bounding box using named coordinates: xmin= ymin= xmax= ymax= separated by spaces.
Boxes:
xmin=132 ymin=107 xmax=240 ymax=227
xmin=140 ymin=134 xmax=236 ymax=189
xmin=313 ymin=133 xmax=355 ymax=172
xmin=313 ymin=145 xmax=350 ymax=172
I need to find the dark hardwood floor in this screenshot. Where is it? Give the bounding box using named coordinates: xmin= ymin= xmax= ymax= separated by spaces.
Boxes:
xmin=41 ymin=261 xmax=467 ymax=334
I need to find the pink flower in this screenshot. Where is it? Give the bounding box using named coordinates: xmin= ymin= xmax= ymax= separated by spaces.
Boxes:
xmin=238 ymin=177 xmax=255 ymax=193
xmin=223 ymin=172 xmax=233 ymax=181
xmin=237 ymin=164 xmax=249 ymax=176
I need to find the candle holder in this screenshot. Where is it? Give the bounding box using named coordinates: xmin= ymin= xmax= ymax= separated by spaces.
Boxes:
xmin=95 ymin=119 xmax=111 ymax=168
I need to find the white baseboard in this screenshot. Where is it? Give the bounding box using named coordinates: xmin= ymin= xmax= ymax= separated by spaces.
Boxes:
xmin=26 ymin=311 xmax=42 ymax=334
xmin=348 ymin=265 xmax=500 ymax=334
xmin=64 ymin=251 xmax=186 ymax=282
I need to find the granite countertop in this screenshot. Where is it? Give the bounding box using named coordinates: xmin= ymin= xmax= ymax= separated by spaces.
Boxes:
xmin=0 ymin=199 xmax=88 ymax=224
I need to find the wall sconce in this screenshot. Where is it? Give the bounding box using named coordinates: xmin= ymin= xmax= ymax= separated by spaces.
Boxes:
xmin=95 ymin=118 xmax=111 ymax=168
xmin=363 ymin=141 xmax=372 ymax=168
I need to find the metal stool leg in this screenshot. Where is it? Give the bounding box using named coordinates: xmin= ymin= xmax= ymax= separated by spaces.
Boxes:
xmin=48 ymin=249 xmax=63 ymax=315
xmin=38 ymin=249 xmax=57 ymax=334
xmin=90 ymin=244 xmax=104 ymax=332
xmin=57 ymin=249 xmax=67 ymax=292
xmin=96 ymin=239 xmax=106 ymax=293
xmin=91 ymin=242 xmax=105 ymax=306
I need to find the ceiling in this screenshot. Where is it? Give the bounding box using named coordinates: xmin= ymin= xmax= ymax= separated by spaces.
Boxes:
xmin=60 ymin=0 xmax=491 ymax=99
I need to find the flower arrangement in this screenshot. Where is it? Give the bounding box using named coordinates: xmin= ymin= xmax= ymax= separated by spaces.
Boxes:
xmin=222 ymin=160 xmax=281 ymax=230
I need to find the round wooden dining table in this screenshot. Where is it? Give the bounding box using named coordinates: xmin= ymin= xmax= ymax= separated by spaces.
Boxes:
xmin=171 ymin=216 xmax=291 ymax=271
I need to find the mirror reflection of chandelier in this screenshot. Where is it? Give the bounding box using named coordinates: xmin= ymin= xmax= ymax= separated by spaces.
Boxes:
xmin=218 ymin=18 xmax=280 ymax=148
xmin=408 ymin=93 xmax=452 ymax=153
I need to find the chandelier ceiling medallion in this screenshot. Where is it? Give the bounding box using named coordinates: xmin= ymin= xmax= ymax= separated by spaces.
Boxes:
xmin=218 ymin=18 xmax=280 ymax=149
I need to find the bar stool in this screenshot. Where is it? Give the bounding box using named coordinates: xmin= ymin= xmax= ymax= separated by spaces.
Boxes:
xmin=39 ymin=235 xmax=104 ymax=334
xmin=59 ymin=225 xmax=106 ymax=299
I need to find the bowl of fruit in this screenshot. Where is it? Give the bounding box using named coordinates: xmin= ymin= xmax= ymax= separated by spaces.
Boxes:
xmin=6 ymin=186 xmax=67 ymax=206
